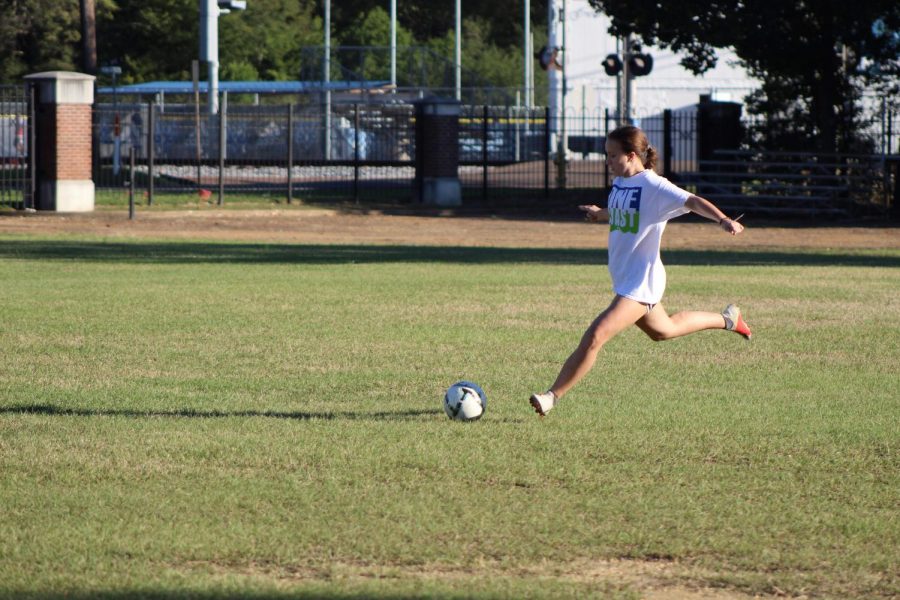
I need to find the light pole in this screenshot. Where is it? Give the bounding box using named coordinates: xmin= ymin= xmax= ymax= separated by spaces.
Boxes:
xmin=200 ymin=0 xmax=245 ymax=115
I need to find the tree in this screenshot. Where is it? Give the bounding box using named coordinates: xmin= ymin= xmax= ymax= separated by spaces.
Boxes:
xmin=94 ymin=0 xmax=321 ymax=83
xmin=588 ymin=0 xmax=900 ymax=153
xmin=335 ymin=6 xmax=415 ymax=82
xmin=97 ymin=0 xmax=198 ymax=82
xmin=219 ymin=0 xmax=321 ymax=81
xmin=0 ymin=0 xmax=98 ymax=81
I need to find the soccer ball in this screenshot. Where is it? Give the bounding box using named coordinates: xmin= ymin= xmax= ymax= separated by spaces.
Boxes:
xmin=443 ymin=381 xmax=487 ymax=421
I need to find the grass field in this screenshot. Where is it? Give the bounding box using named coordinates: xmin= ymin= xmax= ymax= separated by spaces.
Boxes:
xmin=0 ymin=227 xmax=898 ymax=599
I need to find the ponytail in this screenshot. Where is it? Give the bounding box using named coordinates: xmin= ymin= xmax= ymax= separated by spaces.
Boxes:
xmin=643 ymin=146 xmax=658 ymax=170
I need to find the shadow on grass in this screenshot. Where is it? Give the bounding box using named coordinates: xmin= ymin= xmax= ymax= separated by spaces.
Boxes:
xmin=0 ymin=239 xmax=898 ymax=267
xmin=0 ymin=404 xmax=440 ymax=422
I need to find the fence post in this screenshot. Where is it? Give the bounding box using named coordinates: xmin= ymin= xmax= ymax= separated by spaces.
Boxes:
xmin=603 ymin=108 xmax=610 ymax=188
xmin=893 ymin=159 xmax=900 ymax=221
xmin=482 ymin=105 xmax=488 ymax=203
xmin=353 ymin=103 xmax=360 ymax=204
xmin=217 ymin=92 xmax=225 ymax=206
xmin=287 ymin=103 xmax=294 ymax=204
xmin=544 ymin=106 xmax=550 ymax=199
xmin=28 ymin=83 xmax=36 ymax=210
xmin=128 ymin=147 xmax=135 ymax=220
xmin=413 ymin=97 xmax=461 ymax=206
xmin=663 ymin=108 xmax=672 ymax=178
xmin=147 ymin=100 xmax=155 ymax=206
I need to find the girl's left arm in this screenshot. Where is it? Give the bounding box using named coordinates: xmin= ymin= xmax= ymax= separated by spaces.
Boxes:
xmin=685 ymin=195 xmax=744 ymax=235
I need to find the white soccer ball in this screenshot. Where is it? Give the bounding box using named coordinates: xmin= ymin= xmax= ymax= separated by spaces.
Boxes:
xmin=443 ymin=381 xmax=487 ymax=421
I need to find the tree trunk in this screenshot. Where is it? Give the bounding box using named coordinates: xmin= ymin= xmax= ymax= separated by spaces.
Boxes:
xmin=80 ymin=0 xmax=97 ymax=75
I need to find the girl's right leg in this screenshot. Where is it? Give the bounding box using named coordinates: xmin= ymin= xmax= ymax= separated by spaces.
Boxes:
xmin=546 ymin=295 xmax=648 ymax=401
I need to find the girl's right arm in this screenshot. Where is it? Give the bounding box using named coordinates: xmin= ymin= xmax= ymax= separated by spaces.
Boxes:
xmin=578 ymin=204 xmax=608 ymax=222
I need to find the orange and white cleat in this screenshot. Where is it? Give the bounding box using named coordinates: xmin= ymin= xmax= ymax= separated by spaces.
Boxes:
xmin=722 ymin=304 xmax=752 ymax=340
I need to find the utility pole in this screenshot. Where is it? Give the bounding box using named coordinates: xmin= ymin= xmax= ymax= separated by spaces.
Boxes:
xmin=200 ymin=0 xmax=245 ymax=115
xmin=604 ymin=35 xmax=651 ymax=125
xmin=622 ymin=34 xmax=633 ymax=125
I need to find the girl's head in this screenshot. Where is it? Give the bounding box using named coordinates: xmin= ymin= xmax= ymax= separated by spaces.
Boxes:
xmin=605 ymin=126 xmax=658 ymax=175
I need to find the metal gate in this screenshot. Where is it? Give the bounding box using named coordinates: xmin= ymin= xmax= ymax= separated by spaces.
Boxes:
xmin=0 ymin=84 xmax=33 ymax=209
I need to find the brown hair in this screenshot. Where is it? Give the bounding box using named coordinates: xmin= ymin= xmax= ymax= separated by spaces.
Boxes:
xmin=607 ymin=125 xmax=658 ymax=170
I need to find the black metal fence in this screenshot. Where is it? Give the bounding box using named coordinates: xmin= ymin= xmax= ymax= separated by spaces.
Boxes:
xmin=91 ymin=97 xmax=896 ymax=214
xmin=92 ymin=99 xmax=704 ymax=208
xmin=0 ymin=84 xmax=32 ymax=209
xmin=93 ymin=101 xmax=418 ymax=204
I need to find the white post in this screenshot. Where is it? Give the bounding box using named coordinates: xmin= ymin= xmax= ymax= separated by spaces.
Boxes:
xmin=547 ymin=0 xmax=561 ymax=151
xmin=324 ymin=0 xmax=331 ymax=159
xmin=529 ymin=31 xmax=535 ymax=106
xmin=199 ymin=0 xmax=219 ymax=114
xmin=209 ymin=60 xmax=219 ymax=114
xmin=560 ymin=0 xmax=567 ymax=152
xmin=454 ymin=0 xmax=461 ymax=101
xmin=390 ymin=0 xmax=397 ymax=90
xmin=524 ymin=0 xmax=530 ymax=108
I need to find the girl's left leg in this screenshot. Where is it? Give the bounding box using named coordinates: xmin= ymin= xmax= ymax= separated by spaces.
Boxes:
xmin=547 ymin=295 xmax=649 ymax=400
xmin=635 ymin=303 xmax=726 ymax=341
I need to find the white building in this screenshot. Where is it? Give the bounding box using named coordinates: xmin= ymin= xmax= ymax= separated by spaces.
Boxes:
xmin=551 ymin=0 xmax=761 ymax=118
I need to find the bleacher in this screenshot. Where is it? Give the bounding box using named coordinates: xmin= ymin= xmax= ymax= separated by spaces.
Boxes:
xmin=674 ymin=149 xmax=897 ymax=216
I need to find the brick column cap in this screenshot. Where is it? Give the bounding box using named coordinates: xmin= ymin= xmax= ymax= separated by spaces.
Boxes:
xmin=25 ymin=71 xmax=95 ymax=105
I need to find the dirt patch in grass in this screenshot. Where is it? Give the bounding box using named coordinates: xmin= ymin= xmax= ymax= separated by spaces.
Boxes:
xmin=1 ymin=208 xmax=898 ymax=251
xmin=173 ymin=556 xmax=775 ymax=599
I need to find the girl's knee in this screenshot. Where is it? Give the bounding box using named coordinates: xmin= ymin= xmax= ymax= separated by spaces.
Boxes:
xmin=583 ymin=326 xmax=614 ymax=351
xmin=644 ymin=327 xmax=672 ymax=342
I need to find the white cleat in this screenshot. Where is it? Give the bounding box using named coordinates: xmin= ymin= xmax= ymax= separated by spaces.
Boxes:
xmin=529 ymin=391 xmax=557 ymax=417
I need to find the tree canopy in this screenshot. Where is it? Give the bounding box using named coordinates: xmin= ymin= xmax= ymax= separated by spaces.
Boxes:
xmin=4 ymin=0 xmax=896 ymax=152
xmin=589 ymin=0 xmax=900 ymax=152
xmin=0 ymin=0 xmax=548 ymax=102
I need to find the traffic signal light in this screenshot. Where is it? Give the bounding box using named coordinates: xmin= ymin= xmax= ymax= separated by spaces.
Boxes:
xmin=629 ymin=52 xmax=653 ymax=77
xmin=602 ymin=52 xmax=653 ymax=77
xmin=602 ymin=54 xmax=623 ymax=76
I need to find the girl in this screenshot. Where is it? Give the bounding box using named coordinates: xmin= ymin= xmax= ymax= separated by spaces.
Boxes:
xmin=530 ymin=125 xmax=752 ymax=417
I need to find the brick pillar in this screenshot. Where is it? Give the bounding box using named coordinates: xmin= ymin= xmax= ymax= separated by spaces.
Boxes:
xmin=414 ymin=97 xmax=461 ymax=207
xmin=24 ymin=71 xmax=95 ymax=212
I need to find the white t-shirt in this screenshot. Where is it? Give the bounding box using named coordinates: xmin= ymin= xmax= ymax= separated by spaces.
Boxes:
xmin=606 ymin=170 xmax=691 ymax=304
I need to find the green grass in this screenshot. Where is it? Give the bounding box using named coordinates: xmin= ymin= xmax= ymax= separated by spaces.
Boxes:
xmin=0 ymin=234 xmax=898 ymax=599
xmin=93 ymin=189 xmax=342 ymax=210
